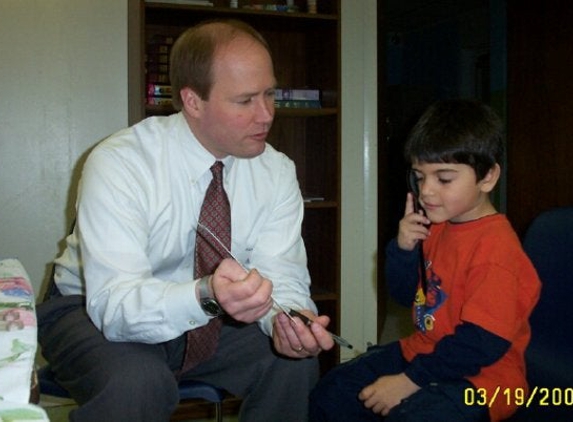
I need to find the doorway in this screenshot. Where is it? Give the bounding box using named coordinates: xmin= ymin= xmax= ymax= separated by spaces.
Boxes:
xmin=377 ymin=0 xmax=494 ymax=342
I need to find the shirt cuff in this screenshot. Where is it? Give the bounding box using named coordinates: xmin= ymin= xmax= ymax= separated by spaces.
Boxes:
xmin=164 ymin=279 xmax=211 ymax=333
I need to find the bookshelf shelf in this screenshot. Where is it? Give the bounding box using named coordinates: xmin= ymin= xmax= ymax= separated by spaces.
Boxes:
xmin=277 ymin=107 xmax=337 ymax=117
xmin=145 ymin=3 xmax=338 ymax=21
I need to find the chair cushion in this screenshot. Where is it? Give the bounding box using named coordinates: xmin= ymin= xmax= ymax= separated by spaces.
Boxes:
xmin=178 ymin=379 xmax=225 ymax=402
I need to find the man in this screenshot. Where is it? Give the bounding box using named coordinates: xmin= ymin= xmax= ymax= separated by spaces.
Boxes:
xmin=38 ymin=19 xmax=334 ymax=422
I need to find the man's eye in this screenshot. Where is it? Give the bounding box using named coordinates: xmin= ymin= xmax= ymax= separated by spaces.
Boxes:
xmin=239 ymin=98 xmax=252 ymax=105
xmin=439 ymin=178 xmax=453 ymax=184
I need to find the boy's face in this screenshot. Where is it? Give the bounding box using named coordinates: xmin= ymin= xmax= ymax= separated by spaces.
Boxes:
xmin=411 ymin=161 xmax=499 ymax=223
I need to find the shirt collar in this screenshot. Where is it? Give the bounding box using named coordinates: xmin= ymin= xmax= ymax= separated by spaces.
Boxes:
xmin=175 ymin=112 xmax=236 ymax=179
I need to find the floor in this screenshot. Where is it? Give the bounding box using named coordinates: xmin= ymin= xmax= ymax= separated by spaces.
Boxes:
xmin=41 ymin=397 xmax=239 ymax=422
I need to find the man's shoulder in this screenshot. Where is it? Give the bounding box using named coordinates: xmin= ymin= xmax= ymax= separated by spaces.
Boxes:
xmin=258 ymin=143 xmax=295 ymax=167
xmin=90 ymin=114 xmax=183 ymax=163
xmin=131 ymin=113 xmax=181 ymax=137
xmin=231 ymin=145 xmax=298 ymax=194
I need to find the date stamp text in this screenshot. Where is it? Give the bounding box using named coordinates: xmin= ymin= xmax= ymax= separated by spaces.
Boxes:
xmin=464 ymin=386 xmax=573 ymax=408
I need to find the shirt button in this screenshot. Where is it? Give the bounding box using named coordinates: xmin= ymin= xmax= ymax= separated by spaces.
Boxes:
xmin=188 ymin=320 xmax=197 ymax=326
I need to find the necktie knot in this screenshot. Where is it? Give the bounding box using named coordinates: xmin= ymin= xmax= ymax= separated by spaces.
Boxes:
xmin=210 ymin=161 xmax=224 ymax=182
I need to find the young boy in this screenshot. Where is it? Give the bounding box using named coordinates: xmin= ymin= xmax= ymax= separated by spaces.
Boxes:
xmin=309 ymin=99 xmax=541 ymax=422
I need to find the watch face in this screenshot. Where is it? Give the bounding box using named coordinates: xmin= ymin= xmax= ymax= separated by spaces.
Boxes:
xmin=201 ymin=298 xmax=223 ymax=316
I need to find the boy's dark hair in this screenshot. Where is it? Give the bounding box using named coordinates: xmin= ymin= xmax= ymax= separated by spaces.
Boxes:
xmin=404 ymin=99 xmax=504 ymax=180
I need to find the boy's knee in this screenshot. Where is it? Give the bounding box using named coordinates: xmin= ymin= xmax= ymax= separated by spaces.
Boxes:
xmin=308 ymin=372 xmax=344 ymax=420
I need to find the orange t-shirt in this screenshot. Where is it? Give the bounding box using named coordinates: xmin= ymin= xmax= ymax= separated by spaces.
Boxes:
xmin=399 ymin=214 xmax=541 ymax=421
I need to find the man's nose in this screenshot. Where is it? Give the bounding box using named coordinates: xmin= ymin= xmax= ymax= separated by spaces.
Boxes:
xmin=256 ymin=97 xmax=274 ymax=123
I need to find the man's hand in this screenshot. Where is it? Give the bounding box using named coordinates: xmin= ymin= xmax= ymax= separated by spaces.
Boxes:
xmin=210 ymin=258 xmax=274 ymax=323
xmin=272 ymin=310 xmax=335 ymax=358
xmin=397 ymin=193 xmax=431 ymax=251
xmin=359 ymin=373 xmax=420 ymax=416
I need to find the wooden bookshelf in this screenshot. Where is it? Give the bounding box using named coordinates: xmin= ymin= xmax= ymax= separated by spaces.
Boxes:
xmin=128 ymin=0 xmax=341 ymax=376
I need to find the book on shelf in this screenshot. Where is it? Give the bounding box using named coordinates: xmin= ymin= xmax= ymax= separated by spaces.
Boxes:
xmin=147 ymin=96 xmax=173 ymax=106
xmin=303 ymin=194 xmax=325 ymax=203
xmin=275 ymin=88 xmax=320 ymax=101
xmin=147 ymin=84 xmax=172 ymax=97
xmin=275 ymin=100 xmax=321 ymax=109
xmin=147 ymin=34 xmax=175 ymax=46
xmin=145 ymin=35 xmax=173 ymax=86
xmin=144 ymin=0 xmax=214 ymax=5
xmin=146 ymin=53 xmax=170 ymax=64
xmin=147 ymin=73 xmax=170 ymax=84
xmin=147 ymin=44 xmax=171 ymax=55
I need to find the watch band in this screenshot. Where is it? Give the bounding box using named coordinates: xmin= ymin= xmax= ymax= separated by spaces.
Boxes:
xmin=198 ymin=275 xmax=224 ymax=317
xmin=198 ymin=275 xmax=213 ymax=300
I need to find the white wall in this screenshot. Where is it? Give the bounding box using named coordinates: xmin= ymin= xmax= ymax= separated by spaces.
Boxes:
xmin=0 ymin=0 xmax=128 ymax=296
xmin=340 ymin=0 xmax=378 ymax=359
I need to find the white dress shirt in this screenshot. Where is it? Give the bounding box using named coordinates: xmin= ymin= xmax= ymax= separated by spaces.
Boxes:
xmin=54 ymin=112 xmax=316 ymax=343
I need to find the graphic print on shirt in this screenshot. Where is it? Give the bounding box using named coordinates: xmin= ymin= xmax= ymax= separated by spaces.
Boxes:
xmin=413 ymin=267 xmax=447 ymax=332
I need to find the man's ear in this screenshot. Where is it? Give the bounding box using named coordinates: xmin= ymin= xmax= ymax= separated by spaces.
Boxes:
xmin=180 ymin=87 xmax=203 ymax=118
xmin=479 ymin=163 xmax=501 ymax=193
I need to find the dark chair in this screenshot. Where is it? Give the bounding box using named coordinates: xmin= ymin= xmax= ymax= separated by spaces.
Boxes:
xmin=505 ymin=207 xmax=573 ymax=421
xmin=38 ymin=365 xmax=225 ymax=422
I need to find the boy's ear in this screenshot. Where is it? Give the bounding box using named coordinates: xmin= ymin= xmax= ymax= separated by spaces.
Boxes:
xmin=479 ymin=163 xmax=501 ymax=193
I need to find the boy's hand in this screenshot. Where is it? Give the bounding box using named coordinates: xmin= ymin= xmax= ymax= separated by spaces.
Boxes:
xmin=359 ymin=373 xmax=420 ymax=416
xmin=397 ymin=193 xmax=431 ymax=251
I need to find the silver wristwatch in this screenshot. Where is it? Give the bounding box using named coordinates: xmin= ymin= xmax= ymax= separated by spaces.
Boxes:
xmin=198 ymin=275 xmax=224 ymax=317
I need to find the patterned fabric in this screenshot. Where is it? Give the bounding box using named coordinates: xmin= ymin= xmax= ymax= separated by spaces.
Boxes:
xmin=0 ymin=259 xmax=37 ymax=403
xmin=194 ymin=161 xmax=232 ymax=277
xmin=181 ymin=161 xmax=230 ymax=374
xmin=0 ymin=259 xmax=49 ymax=420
